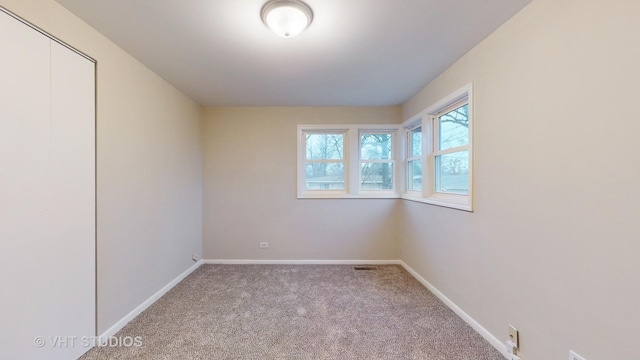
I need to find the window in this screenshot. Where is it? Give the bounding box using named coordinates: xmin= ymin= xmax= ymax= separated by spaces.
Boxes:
xmin=296 ymin=87 xmax=472 ymax=208
xmin=434 ymin=102 xmax=469 ymax=195
xmin=297 ymin=125 xmax=399 ymax=198
xmin=401 ymin=84 xmax=473 ymax=211
xmin=406 ymin=125 xmax=422 ymax=192
xmin=360 ymin=132 xmax=394 ymax=191
xmin=304 ymin=132 xmax=346 ymax=191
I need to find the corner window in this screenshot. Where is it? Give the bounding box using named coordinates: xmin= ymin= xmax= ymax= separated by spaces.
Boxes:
xmin=297 ymin=125 xmax=399 ymax=198
xmin=401 ymin=84 xmax=473 ymax=211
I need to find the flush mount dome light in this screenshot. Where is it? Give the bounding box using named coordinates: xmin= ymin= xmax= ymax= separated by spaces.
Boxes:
xmin=261 ymin=0 xmax=313 ymax=38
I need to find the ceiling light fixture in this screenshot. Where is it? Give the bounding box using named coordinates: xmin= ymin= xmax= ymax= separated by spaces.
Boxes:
xmin=260 ymin=0 xmax=313 ymax=38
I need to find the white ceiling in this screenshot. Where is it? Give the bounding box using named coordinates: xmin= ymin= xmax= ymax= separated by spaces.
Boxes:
xmin=54 ymin=0 xmax=532 ymax=107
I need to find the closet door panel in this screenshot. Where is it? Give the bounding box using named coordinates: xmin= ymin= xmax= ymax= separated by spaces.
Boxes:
xmin=1 ymin=10 xmax=96 ymax=360
xmin=0 ymin=10 xmax=54 ymax=360
xmin=50 ymin=41 xmax=96 ymax=359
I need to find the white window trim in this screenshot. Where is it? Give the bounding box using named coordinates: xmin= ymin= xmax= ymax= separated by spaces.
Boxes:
xmin=297 ymin=124 xmax=400 ymax=199
xmin=359 ymin=130 xmax=397 ymax=195
xmin=405 ymin=124 xmax=422 ymax=196
xmin=400 ymin=83 xmax=474 ymax=211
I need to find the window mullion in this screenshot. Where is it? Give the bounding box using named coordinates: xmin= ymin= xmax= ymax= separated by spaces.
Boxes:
xmin=305 ymin=159 xmax=345 ymax=164
xmin=347 ymin=128 xmax=359 ymax=195
xmin=422 ymin=116 xmax=432 ymax=198
xmin=397 ymin=129 xmax=405 ymax=194
xmin=362 ymin=159 xmax=394 ymax=164
xmin=433 ymin=144 xmax=470 ymax=157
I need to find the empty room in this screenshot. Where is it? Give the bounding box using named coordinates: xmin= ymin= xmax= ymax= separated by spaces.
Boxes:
xmin=1 ymin=0 xmax=638 ymax=359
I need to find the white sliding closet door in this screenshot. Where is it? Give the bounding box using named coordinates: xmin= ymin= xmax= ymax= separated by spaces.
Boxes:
xmin=49 ymin=41 xmax=96 ymax=359
xmin=0 ymin=8 xmax=95 ymax=360
xmin=0 ymin=10 xmax=54 ymax=360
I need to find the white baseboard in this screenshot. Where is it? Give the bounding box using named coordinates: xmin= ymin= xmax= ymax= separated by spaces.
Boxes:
xmin=98 ymin=260 xmax=203 ymax=341
xmin=97 ymin=258 xmax=506 ymax=358
xmin=398 ymin=261 xmax=508 ymax=359
xmin=202 ymin=259 xmax=402 ymax=265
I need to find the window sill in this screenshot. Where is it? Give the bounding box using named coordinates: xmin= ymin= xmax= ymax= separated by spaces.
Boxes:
xmin=298 ymin=192 xmax=400 ymax=199
xmin=401 ymin=194 xmax=473 ymax=212
xmin=296 ymin=192 xmax=472 ymax=211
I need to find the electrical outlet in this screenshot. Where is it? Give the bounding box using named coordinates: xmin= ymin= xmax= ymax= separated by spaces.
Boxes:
xmin=259 ymin=242 xmax=268 ymax=248
xmin=569 ymin=350 xmax=586 ymax=360
xmin=192 ymin=253 xmax=200 ymax=261
xmin=508 ymin=325 xmax=520 ymax=349
xmin=509 ymin=354 xmax=521 ymax=360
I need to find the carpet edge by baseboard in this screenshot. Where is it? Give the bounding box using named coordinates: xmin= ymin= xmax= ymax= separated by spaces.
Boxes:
xmin=202 ymin=259 xmax=402 ymax=265
xmin=97 ymin=259 xmax=507 ymax=359
xmin=398 ymin=261 xmax=509 ymax=359
xmin=98 ymin=260 xmax=204 ymax=342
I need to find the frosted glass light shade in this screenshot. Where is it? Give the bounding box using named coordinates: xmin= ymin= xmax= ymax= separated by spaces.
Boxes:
xmin=261 ymin=0 xmax=313 ymax=38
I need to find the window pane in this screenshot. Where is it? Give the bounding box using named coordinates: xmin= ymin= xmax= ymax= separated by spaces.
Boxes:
xmin=410 ymin=127 xmax=422 ymax=156
xmin=306 ymin=133 xmax=344 ymax=160
xmin=361 ymin=163 xmax=393 ymax=190
xmin=305 ymin=163 xmax=345 ymax=190
xmin=361 ymin=133 xmax=392 ymax=160
xmin=438 ymin=104 xmax=468 ymax=151
xmin=435 ymin=151 xmax=469 ymax=194
xmin=407 ymin=159 xmax=422 ymax=191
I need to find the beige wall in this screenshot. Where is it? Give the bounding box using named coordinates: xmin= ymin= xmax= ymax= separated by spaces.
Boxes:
xmin=401 ymin=0 xmax=640 ymax=359
xmin=5 ymin=0 xmax=638 ymax=358
xmin=202 ymin=107 xmax=401 ymax=261
xmin=0 ymin=0 xmax=203 ymax=334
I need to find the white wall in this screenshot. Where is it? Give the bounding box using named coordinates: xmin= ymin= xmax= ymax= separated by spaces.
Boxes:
xmin=0 ymin=0 xmax=203 ymax=335
xmin=400 ymin=0 xmax=640 ymax=359
xmin=202 ymin=107 xmax=401 ymax=261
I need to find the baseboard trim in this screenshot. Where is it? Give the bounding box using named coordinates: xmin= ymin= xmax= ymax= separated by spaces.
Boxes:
xmin=98 ymin=260 xmax=203 ymax=341
xmin=97 ymin=258 xmax=506 ymax=358
xmin=398 ymin=261 xmax=508 ymax=358
xmin=202 ymin=259 xmax=402 ymax=265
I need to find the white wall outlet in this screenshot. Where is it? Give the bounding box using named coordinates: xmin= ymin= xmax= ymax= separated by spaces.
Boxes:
xmin=192 ymin=253 xmax=200 ymax=261
xmin=569 ymin=350 xmax=586 ymax=360
xmin=259 ymin=242 xmax=268 ymax=248
xmin=508 ymin=325 xmax=520 ymax=349
xmin=509 ymin=354 xmax=521 ymax=360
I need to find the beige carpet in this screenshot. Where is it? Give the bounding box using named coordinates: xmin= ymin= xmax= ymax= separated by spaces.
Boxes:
xmin=80 ymin=264 xmax=504 ymax=359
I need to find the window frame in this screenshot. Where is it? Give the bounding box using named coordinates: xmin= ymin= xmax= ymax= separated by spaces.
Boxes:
xmin=302 ymin=130 xmax=348 ymax=194
xmin=359 ymin=130 xmax=396 ymax=193
xmin=405 ymin=124 xmax=423 ymax=196
xmin=297 ymin=124 xmax=400 ymax=199
xmin=401 ymin=83 xmax=474 ymax=211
